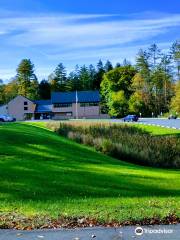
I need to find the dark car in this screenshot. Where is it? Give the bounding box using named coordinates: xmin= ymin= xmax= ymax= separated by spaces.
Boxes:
xmin=168 ymin=115 xmax=177 ymax=120
xmin=123 ymin=115 xmax=139 ymax=122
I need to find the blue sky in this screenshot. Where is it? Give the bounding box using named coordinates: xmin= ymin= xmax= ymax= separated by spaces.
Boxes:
xmin=0 ymin=0 xmax=180 ymax=81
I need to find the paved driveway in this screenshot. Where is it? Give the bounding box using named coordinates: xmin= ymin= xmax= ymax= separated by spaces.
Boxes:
xmin=0 ymin=225 xmax=179 ymax=240
xmin=111 ymin=118 xmax=180 ymax=130
xmin=139 ymin=118 xmax=180 ymax=129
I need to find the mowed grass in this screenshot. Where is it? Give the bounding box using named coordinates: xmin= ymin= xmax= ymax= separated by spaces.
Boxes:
xmin=0 ymin=122 xmax=180 ymax=222
xmin=133 ymin=124 xmax=180 ymax=136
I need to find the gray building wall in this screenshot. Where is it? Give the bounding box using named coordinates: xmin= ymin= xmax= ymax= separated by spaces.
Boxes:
xmin=8 ymin=96 xmax=35 ymax=120
xmin=52 ymin=103 xmax=100 ymax=119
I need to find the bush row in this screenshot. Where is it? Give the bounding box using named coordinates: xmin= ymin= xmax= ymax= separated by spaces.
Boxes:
xmin=47 ymin=122 xmax=180 ymax=168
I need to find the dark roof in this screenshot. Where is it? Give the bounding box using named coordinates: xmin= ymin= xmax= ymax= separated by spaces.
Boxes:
xmin=34 ymin=100 xmax=52 ymax=113
xmin=51 ymin=91 xmax=100 ymax=104
xmin=34 ymin=100 xmax=52 ymax=105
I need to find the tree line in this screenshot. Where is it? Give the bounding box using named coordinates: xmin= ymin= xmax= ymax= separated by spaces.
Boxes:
xmin=0 ymin=59 xmax=112 ymax=102
xmin=0 ymin=41 xmax=179 ymax=117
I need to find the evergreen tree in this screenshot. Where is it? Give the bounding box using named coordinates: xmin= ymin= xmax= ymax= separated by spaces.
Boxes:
xmin=28 ymin=76 xmax=39 ymax=100
xmin=93 ymin=59 xmax=105 ymax=89
xmin=136 ymin=49 xmax=152 ymax=113
xmin=136 ymin=49 xmax=150 ymax=80
xmin=151 ymin=66 xmax=168 ymax=114
xmin=171 ymin=40 xmax=180 ymax=80
xmin=148 ymin=44 xmax=161 ymax=69
xmin=122 ymin=58 xmax=131 ymax=66
xmin=16 ymin=59 xmax=37 ymax=98
xmin=49 ymin=63 xmax=67 ymax=91
xmin=69 ymin=65 xmax=81 ymax=90
xmin=104 ymin=60 xmax=113 ymax=72
xmin=115 ymin=62 xmax=121 ymax=68
xmin=39 ymin=79 xmax=51 ymax=99
xmin=88 ymin=64 xmax=96 ymax=89
xmin=79 ymin=65 xmax=91 ymax=90
xmin=67 ymin=71 xmax=77 ymax=91
xmin=160 ymin=54 xmax=173 ymax=109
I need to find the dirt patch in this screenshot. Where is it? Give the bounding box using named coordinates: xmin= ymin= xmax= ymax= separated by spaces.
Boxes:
xmin=0 ymin=213 xmax=179 ymax=230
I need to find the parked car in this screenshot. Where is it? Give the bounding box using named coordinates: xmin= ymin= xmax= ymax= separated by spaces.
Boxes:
xmin=123 ymin=115 xmax=139 ymax=122
xmin=0 ymin=114 xmax=16 ymax=122
xmin=168 ymin=115 xmax=177 ymax=120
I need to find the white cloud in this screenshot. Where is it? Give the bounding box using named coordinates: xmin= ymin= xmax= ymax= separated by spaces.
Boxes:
xmin=0 ymin=68 xmax=16 ymax=81
xmin=0 ymin=11 xmax=179 ymax=80
xmin=0 ymin=12 xmax=180 ymax=49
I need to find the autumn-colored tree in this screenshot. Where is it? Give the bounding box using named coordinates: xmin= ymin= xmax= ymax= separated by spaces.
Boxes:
xmin=128 ymin=73 xmax=147 ymax=115
xmin=3 ymin=79 xmax=18 ymax=103
xmin=0 ymin=79 xmax=5 ymax=104
xmin=170 ymin=80 xmax=180 ymax=114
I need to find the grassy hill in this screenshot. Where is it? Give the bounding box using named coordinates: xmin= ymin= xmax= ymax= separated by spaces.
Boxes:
xmin=0 ymin=122 xmax=180 ymax=226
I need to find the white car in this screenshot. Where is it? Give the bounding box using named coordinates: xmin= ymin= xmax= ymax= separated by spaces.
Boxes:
xmin=0 ymin=114 xmax=16 ymax=122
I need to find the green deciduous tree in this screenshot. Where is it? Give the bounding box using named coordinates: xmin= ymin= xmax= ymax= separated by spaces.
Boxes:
xmin=101 ymin=66 xmax=136 ymax=116
xmin=108 ymin=90 xmax=128 ymax=117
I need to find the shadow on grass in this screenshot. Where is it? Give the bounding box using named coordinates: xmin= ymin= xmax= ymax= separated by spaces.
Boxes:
xmin=0 ymin=123 xmax=180 ymax=204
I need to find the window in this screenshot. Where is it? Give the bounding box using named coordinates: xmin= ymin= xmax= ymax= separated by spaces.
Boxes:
xmin=80 ymin=102 xmax=99 ymax=107
xmin=24 ymin=101 xmax=28 ymax=105
xmin=54 ymin=103 xmax=72 ymax=108
xmin=24 ymin=107 xmax=28 ymax=111
xmin=89 ymin=102 xmax=99 ymax=106
xmin=56 ymin=112 xmax=72 ymax=116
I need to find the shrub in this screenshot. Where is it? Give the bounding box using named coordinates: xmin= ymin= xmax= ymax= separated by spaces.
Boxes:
xmin=47 ymin=122 xmax=180 ymax=168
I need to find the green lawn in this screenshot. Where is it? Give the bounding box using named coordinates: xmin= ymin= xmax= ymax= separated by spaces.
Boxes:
xmin=0 ymin=122 xmax=180 ymax=224
xmin=133 ymin=124 xmax=180 ymax=136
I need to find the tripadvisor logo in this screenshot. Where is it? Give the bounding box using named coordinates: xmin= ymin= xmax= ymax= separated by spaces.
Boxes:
xmin=135 ymin=227 xmax=144 ymax=236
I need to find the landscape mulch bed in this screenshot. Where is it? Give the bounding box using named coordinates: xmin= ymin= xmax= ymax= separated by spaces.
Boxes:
xmin=0 ymin=213 xmax=179 ymax=230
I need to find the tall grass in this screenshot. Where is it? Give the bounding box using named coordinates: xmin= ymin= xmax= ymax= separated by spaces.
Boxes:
xmin=47 ymin=122 xmax=180 ymax=168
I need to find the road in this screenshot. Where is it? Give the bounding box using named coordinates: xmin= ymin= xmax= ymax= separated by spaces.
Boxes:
xmin=0 ymin=225 xmax=180 ymax=240
xmin=111 ymin=118 xmax=180 ymax=129
xmin=139 ymin=118 xmax=180 ymax=129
